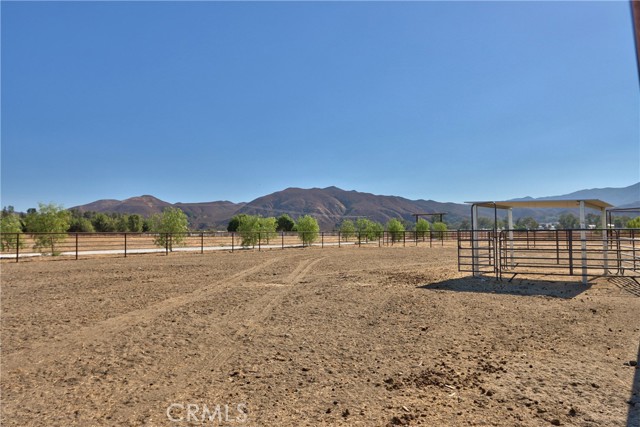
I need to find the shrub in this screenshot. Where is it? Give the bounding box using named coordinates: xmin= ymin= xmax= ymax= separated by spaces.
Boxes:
xmin=150 ymin=207 xmax=189 ymax=250
xmin=339 ymin=219 xmax=355 ymax=241
xmin=24 ymin=203 xmax=71 ymax=255
xmin=0 ymin=213 xmax=24 ymax=251
xmin=296 ymin=215 xmax=319 ymax=246
xmin=386 ymin=218 xmax=405 ymax=244
xmin=415 ymin=218 xmax=430 ymax=240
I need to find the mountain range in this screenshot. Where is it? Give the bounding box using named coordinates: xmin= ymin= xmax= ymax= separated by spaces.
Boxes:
xmin=71 ymin=183 xmax=640 ymax=230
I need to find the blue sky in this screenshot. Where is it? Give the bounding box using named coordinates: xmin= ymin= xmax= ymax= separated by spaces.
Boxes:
xmin=2 ymin=1 xmax=638 ymax=211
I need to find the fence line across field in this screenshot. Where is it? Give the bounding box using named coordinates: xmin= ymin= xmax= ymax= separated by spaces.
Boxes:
xmin=0 ymin=230 xmax=464 ymax=262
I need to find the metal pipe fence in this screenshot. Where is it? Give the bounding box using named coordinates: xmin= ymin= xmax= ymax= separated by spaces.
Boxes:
xmin=458 ymin=228 xmax=640 ymax=281
xmin=0 ymin=230 xmax=463 ymax=262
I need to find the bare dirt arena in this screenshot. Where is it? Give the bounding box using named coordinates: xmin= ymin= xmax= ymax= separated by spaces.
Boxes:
xmin=2 ymin=245 xmax=639 ymax=426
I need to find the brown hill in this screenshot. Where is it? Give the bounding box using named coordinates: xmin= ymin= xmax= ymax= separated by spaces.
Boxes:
xmin=238 ymin=186 xmax=469 ymax=229
xmin=71 ymin=187 xmax=468 ymax=230
xmin=72 ymin=196 xmax=245 ymax=229
xmin=175 ymin=201 xmax=246 ymax=230
xmin=69 ymin=183 xmax=638 ymax=230
xmin=73 ymin=195 xmax=173 ymax=217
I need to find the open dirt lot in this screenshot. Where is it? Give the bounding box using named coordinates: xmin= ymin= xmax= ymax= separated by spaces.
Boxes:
xmin=2 ymin=246 xmax=639 ymax=426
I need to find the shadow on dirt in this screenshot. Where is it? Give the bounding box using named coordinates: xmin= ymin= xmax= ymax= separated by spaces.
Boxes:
xmin=418 ymin=276 xmax=592 ymax=299
xmin=608 ymin=276 xmax=640 ymax=298
xmin=629 ymin=339 xmax=640 ymax=427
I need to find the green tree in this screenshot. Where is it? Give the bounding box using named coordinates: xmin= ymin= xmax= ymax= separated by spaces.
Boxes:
xmin=128 ymin=214 xmax=144 ymax=232
xmin=295 ymin=215 xmax=319 ymax=246
xmin=237 ymin=214 xmax=260 ymax=247
xmin=92 ymin=213 xmax=116 ymax=232
xmin=0 ymin=213 xmax=24 ymax=251
xmin=515 ymin=217 xmax=539 ymax=230
xmin=627 ymin=216 xmax=640 ymax=228
xmin=355 ymin=218 xmax=384 ymax=243
xmin=68 ymin=217 xmax=95 ymax=232
xmin=24 ymin=203 xmax=71 ymax=255
xmin=1 ymin=206 xmax=16 ymax=217
xmin=150 ymin=207 xmax=189 ymax=251
xmin=114 ymin=214 xmax=129 ymax=232
xmin=558 ymin=213 xmax=580 ymax=229
xmin=227 ymin=214 xmax=248 ymax=232
xmin=613 ymin=216 xmax=631 ymax=228
xmin=432 ymin=222 xmax=448 ymax=239
xmin=258 ymin=216 xmax=277 ymax=243
xmin=458 ymin=219 xmax=471 ymax=230
xmin=276 ymin=214 xmax=295 ymax=232
xmin=415 ymin=218 xmax=430 ymax=240
xmin=477 ymin=217 xmax=494 ymax=230
xmin=585 ymin=213 xmax=601 ymax=227
xmin=386 ymin=218 xmax=405 ymax=244
xmin=339 ymin=219 xmax=355 ymax=241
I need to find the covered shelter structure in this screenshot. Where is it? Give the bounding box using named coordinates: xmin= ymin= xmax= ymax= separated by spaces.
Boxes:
xmin=456 ymin=199 xmax=640 ymax=284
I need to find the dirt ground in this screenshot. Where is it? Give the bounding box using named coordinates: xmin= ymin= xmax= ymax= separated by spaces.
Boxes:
xmin=1 ymin=245 xmax=639 ymax=426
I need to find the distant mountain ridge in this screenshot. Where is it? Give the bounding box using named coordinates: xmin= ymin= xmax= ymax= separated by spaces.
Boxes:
xmin=234 ymin=186 xmax=470 ymax=229
xmin=516 ymin=183 xmax=639 ymax=207
xmin=71 ymin=183 xmax=639 ymax=230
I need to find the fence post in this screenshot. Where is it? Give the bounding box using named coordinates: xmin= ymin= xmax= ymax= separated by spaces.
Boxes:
xmin=282 ymin=232 xmax=284 ymax=250
xmin=166 ymin=233 xmax=169 ymax=255
xmin=632 ymin=229 xmax=637 ymax=270
xmin=322 ymin=232 xmax=324 ymax=248
xmin=358 ymin=232 xmax=361 ymax=248
xmin=232 ymin=232 xmax=234 ymax=252
xmin=403 ymin=231 xmax=406 ymax=247
xmin=338 ymin=231 xmax=341 ymax=248
xmin=555 ymin=230 xmax=559 ymax=265
xmin=124 ymin=233 xmax=127 ymax=258
xmin=258 ymin=232 xmax=261 ymax=251
xmin=76 ymin=233 xmax=79 ymax=260
xmin=568 ymin=230 xmax=573 ymax=276
xmin=16 ymin=233 xmax=19 ymax=263
xmin=201 ymin=232 xmax=204 ymax=254
xmin=430 ymin=231 xmax=432 ymax=248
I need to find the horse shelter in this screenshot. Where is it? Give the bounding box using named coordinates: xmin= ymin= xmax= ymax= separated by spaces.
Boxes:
xmin=457 ymin=199 xmax=640 ymax=284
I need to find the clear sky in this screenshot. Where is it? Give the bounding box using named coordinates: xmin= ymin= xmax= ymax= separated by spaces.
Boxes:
xmin=2 ymin=1 xmax=638 ymax=212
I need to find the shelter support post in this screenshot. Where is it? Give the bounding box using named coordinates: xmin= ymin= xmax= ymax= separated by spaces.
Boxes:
xmin=579 ymin=201 xmax=587 ymax=284
xmin=601 ymin=208 xmax=608 ymax=275
xmin=507 ymin=208 xmax=514 ymax=268
xmin=472 ymin=204 xmax=479 ymax=277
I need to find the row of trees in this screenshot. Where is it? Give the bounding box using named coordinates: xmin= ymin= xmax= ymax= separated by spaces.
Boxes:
xmin=337 ymin=218 xmax=448 ymax=244
xmin=227 ymin=214 xmax=320 ymax=247
xmin=3 ymin=203 xmax=639 ymax=254
xmin=228 ymin=214 xmax=450 ymax=248
xmin=0 ymin=203 xmax=189 ymax=254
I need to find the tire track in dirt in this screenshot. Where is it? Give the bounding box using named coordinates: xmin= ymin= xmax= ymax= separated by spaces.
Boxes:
xmin=2 ymin=258 xmax=280 ymax=372
xmin=229 ymin=256 xmax=325 ymax=339
xmin=164 ymin=256 xmax=327 ymax=405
